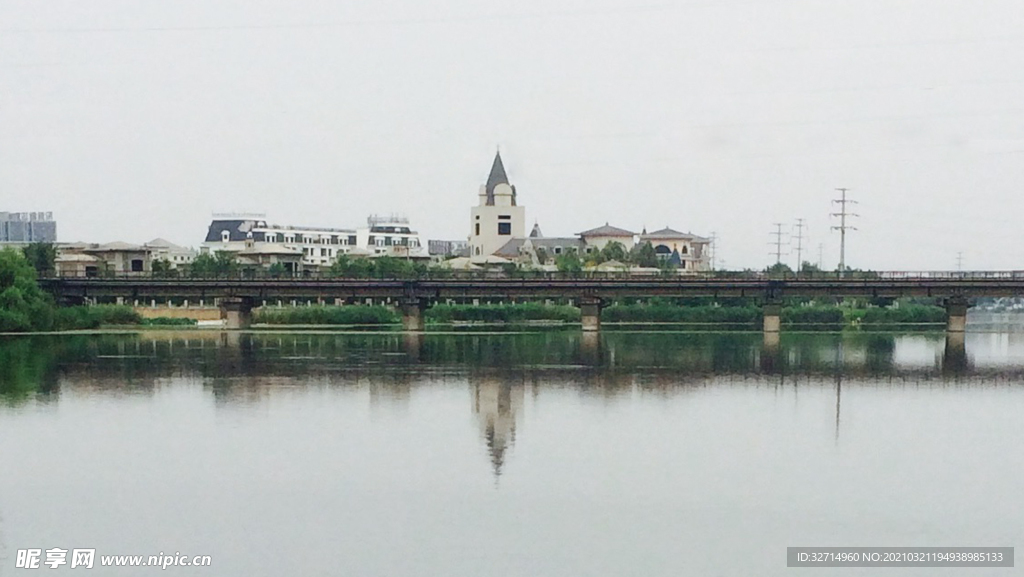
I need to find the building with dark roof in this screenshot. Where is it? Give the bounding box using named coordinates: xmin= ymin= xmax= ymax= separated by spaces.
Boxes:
xmin=470 ymin=151 xmax=526 ymax=257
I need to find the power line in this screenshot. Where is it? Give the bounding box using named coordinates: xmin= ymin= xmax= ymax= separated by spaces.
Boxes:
xmin=769 ymin=223 xmax=788 ymax=265
xmin=793 ymin=218 xmax=806 ymax=271
xmin=831 ymin=188 xmax=858 ymax=277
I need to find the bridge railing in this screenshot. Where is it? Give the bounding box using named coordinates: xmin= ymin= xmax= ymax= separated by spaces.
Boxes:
xmin=39 ymin=269 xmax=1024 ymax=282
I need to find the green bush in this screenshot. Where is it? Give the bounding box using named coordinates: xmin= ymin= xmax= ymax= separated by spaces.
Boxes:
xmin=860 ymin=305 xmax=945 ymax=326
xmin=426 ymin=303 xmax=581 ymax=323
xmin=253 ymin=305 xmax=399 ymax=325
xmin=141 ymin=317 xmax=198 ymax=326
xmin=52 ymin=305 xmax=142 ymax=330
xmin=782 ymin=306 xmax=845 ymax=329
xmin=601 ymin=304 xmax=761 ymax=325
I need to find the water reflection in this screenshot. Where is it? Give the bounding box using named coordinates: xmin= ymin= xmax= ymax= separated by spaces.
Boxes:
xmin=5 ymin=330 xmax=1024 ymax=403
xmin=4 ymin=330 xmax=1024 ymax=577
xmin=2 ymin=330 xmax=1022 ymax=476
xmin=473 ymin=380 xmax=523 ymax=478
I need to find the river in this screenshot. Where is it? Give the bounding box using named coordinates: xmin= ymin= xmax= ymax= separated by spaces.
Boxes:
xmin=1 ymin=329 xmax=1022 ymax=575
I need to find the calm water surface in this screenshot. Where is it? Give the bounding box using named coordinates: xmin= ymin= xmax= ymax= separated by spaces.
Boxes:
xmin=1 ymin=329 xmax=1022 ymax=576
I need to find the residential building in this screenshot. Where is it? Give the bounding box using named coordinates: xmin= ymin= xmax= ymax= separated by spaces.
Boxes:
xmin=577 ymin=223 xmax=637 ymax=252
xmin=428 ymin=240 xmax=470 ymax=258
xmin=201 ymin=213 xmax=428 ymax=271
xmin=355 ymin=214 xmax=428 ymax=258
xmin=55 ymin=242 xmax=153 ymax=276
xmin=640 ymin=227 xmax=711 ymax=271
xmin=0 ymin=212 xmax=56 ymax=244
xmin=469 ymin=152 xmax=526 ymax=257
xmin=145 ymin=238 xmax=197 ymax=268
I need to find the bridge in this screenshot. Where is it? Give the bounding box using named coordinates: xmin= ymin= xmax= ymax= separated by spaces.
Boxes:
xmin=38 ymin=273 xmax=1024 ymax=336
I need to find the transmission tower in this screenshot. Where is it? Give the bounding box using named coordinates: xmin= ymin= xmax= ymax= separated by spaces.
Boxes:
xmin=793 ymin=218 xmax=806 ymax=272
xmin=956 ymin=252 xmax=964 ymax=271
xmin=769 ymin=223 xmax=788 ymax=265
xmin=830 ymin=188 xmax=858 ymax=277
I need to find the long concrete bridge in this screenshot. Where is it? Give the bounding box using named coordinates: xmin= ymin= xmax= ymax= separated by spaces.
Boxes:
xmin=38 ymin=274 xmax=1023 ymax=334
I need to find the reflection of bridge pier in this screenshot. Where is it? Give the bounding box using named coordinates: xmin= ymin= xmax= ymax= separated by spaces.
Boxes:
xmin=942 ymin=331 xmax=969 ymax=374
xmin=941 ymin=297 xmax=969 ymax=374
xmin=580 ymin=332 xmax=602 ymax=366
xmin=402 ymin=332 xmax=424 ymax=361
xmin=760 ymin=330 xmax=781 ymax=373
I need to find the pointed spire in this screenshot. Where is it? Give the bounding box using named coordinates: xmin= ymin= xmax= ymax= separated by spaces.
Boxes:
xmin=485 ymin=150 xmax=509 ymax=206
xmin=530 ymin=222 xmax=543 ymax=238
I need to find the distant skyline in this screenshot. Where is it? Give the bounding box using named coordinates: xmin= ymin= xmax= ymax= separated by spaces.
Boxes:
xmin=3 ymin=0 xmax=1024 ymax=270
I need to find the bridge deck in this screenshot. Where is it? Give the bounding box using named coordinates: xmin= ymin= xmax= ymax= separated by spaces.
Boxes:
xmin=39 ymin=276 xmax=1024 ymax=301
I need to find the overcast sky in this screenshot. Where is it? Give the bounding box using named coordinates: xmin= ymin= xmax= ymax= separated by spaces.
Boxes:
xmin=2 ymin=0 xmax=1023 ymax=270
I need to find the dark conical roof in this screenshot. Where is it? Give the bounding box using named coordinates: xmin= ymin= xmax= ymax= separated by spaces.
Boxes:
xmin=530 ymin=222 xmax=543 ymax=238
xmin=485 ymin=151 xmax=509 ymax=206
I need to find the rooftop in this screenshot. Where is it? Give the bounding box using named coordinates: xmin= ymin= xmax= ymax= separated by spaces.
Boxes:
xmin=577 ymin=223 xmax=636 ymax=237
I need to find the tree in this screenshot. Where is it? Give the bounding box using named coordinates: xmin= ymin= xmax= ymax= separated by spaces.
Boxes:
xmin=189 ymin=251 xmax=238 ymax=277
xmin=766 ymin=262 xmax=794 ymax=276
xmin=629 ymin=242 xmax=659 ymax=268
xmin=800 ymin=261 xmax=822 ymax=274
xmin=0 ymin=248 xmax=55 ymax=332
xmin=599 ymin=241 xmax=628 ymax=264
xmin=151 ymin=259 xmax=175 ymax=277
xmin=267 ymin=263 xmax=287 ymax=278
xmin=22 ymin=243 xmax=56 ymax=277
xmin=555 ymin=248 xmax=583 ymax=274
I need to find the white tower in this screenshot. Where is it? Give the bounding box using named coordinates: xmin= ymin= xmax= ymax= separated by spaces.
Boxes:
xmin=469 ymin=151 xmax=526 ymax=257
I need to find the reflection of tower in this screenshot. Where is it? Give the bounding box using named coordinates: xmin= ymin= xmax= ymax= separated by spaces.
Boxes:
xmin=472 ymin=379 xmax=524 ymax=478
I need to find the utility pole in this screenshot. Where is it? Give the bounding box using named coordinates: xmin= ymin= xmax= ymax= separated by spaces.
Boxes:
xmin=793 ymin=218 xmax=806 ymax=272
xmin=831 ymin=188 xmax=858 ymax=277
xmin=817 ymin=243 xmax=824 ymax=269
xmin=769 ymin=223 xmax=787 ymax=266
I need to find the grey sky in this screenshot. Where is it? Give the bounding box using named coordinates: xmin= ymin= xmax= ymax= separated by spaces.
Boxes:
xmin=2 ymin=0 xmax=1023 ymax=270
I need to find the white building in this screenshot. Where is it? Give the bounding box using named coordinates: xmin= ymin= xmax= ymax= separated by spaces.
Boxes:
xmin=201 ymin=213 xmax=428 ymax=270
xmin=354 ymin=214 xmax=428 ymax=258
xmin=470 ymin=152 xmax=526 ymax=257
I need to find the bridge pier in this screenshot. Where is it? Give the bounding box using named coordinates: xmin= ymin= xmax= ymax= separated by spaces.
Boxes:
xmin=580 ymin=296 xmax=603 ymax=332
xmin=945 ymin=297 xmax=968 ymax=334
xmin=401 ymin=298 xmax=427 ymax=332
xmin=220 ymin=297 xmax=254 ymax=329
xmin=762 ymin=302 xmax=782 ymax=335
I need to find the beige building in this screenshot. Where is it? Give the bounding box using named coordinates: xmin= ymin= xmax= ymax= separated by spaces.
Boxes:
xmin=469 ymin=152 xmax=526 ymax=257
xmin=577 ymin=223 xmax=637 ymax=252
xmin=145 ymin=238 xmax=196 ymax=268
xmin=640 ymin=227 xmax=711 ymax=271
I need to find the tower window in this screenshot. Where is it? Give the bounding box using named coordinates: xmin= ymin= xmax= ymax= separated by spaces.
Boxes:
xmin=498 ymin=215 xmax=511 ymax=220
xmin=498 ymin=223 xmax=511 ymax=235
xmin=475 ymin=223 xmax=480 ymax=236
